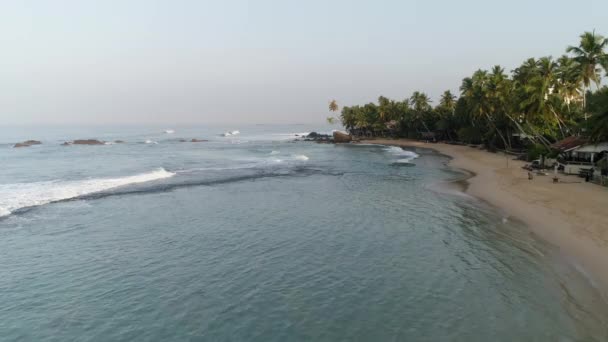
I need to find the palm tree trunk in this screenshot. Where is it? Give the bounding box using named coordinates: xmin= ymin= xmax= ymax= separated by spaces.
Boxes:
xmin=583 ymin=84 xmax=587 ymax=121
xmin=484 ymin=113 xmax=510 ymax=150
xmin=549 ymin=106 xmax=567 ymax=139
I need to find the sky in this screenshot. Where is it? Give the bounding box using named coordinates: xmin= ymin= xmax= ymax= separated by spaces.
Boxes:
xmin=1 ymin=0 xmax=608 ymax=125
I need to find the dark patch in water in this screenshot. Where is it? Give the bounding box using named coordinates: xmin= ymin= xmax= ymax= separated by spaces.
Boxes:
xmin=391 ymin=162 xmax=416 ymax=167
xmin=1 ymin=166 xmax=344 ymax=220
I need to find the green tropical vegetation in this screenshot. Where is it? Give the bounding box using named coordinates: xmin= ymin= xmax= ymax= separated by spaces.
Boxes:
xmin=339 ymin=31 xmax=608 ymax=151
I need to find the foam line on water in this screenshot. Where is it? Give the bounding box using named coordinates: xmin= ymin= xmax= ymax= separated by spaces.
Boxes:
xmin=0 ymin=168 xmax=175 ymax=217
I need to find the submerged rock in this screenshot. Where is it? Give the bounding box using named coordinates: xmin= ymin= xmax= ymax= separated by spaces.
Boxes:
xmin=63 ymin=139 xmax=105 ymax=145
xmin=114 ymin=140 xmax=125 ymax=144
xmin=13 ymin=140 xmax=42 ymax=148
xmin=333 ymin=131 xmax=352 ymax=143
xmin=178 ymin=138 xmax=208 ymax=142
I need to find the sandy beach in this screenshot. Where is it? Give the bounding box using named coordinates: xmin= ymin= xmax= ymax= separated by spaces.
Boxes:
xmin=363 ymin=139 xmax=608 ymax=296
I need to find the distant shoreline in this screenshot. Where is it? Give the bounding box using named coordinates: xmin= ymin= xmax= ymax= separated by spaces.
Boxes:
xmin=361 ymin=138 xmax=608 ymax=298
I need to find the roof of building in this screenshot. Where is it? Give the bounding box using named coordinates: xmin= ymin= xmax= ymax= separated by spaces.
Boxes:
xmin=550 ymin=136 xmax=588 ymax=152
xmin=574 ymin=142 xmax=608 ymax=153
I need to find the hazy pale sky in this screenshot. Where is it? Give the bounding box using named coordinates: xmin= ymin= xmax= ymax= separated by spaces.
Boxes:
xmin=1 ymin=0 xmax=608 ymax=125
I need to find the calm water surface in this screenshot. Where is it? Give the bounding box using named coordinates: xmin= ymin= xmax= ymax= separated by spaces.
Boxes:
xmin=1 ymin=125 xmax=607 ymax=341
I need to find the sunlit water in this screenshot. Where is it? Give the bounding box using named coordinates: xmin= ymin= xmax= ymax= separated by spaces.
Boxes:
xmin=1 ymin=125 xmax=607 ymax=341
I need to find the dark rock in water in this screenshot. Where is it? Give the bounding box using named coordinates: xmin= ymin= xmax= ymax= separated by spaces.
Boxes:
xmin=61 ymin=142 xmax=71 ymax=146
xmin=304 ymin=132 xmax=333 ymax=144
xmin=391 ymin=161 xmax=416 ymax=167
xmin=190 ymin=139 xmax=208 ymax=142
xmin=114 ymin=140 xmax=125 ymax=144
xmin=71 ymin=139 xmax=105 ymax=145
xmin=333 ymin=131 xmax=352 ymax=143
xmin=13 ymin=140 xmax=42 ymax=148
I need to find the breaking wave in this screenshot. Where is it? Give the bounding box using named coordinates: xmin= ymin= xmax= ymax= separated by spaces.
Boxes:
xmin=0 ymin=168 xmax=175 ymax=217
xmin=385 ymin=146 xmax=419 ymax=163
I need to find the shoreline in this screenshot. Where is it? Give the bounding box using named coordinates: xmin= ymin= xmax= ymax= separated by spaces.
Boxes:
xmin=361 ymin=139 xmax=608 ymax=297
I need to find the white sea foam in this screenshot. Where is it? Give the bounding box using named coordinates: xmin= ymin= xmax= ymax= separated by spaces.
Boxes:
xmin=164 ymin=129 xmax=175 ymax=134
xmin=385 ymin=146 xmax=419 ymax=162
xmin=0 ymin=168 xmax=175 ymax=217
xmin=293 ymin=154 xmax=309 ymax=161
xmin=242 ymin=132 xmax=313 ymax=141
xmin=145 ymin=139 xmax=158 ymax=144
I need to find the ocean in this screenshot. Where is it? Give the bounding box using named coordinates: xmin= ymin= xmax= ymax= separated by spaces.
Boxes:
xmin=1 ymin=124 xmax=607 ymax=341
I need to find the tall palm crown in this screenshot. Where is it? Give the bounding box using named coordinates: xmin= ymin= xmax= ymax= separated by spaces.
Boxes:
xmin=566 ymin=31 xmax=608 ymax=89
xmin=409 ymin=91 xmax=432 ymax=113
xmin=439 ymin=90 xmax=457 ymax=112
xmin=556 ymin=55 xmax=583 ymax=105
xmin=409 ymin=91 xmax=432 ymax=133
xmin=329 ymin=99 xmax=339 ymax=112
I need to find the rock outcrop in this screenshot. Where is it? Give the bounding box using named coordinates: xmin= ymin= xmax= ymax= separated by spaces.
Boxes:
xmin=13 ymin=140 xmax=42 ymax=148
xmin=332 ymin=131 xmax=352 ymax=143
xmin=62 ymin=139 xmax=105 ymax=146
xmin=303 ymin=132 xmax=332 ymax=143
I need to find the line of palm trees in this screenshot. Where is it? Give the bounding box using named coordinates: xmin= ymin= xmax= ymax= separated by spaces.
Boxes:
xmin=338 ymin=31 xmax=608 ymax=149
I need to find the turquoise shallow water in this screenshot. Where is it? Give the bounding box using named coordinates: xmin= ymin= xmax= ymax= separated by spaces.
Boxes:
xmin=1 ymin=125 xmax=607 ymax=341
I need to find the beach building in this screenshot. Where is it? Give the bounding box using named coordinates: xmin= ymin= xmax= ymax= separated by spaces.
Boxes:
xmin=552 ymin=136 xmax=608 ymax=177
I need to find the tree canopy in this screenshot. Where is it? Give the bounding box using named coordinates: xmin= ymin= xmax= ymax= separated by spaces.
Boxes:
xmin=338 ymin=31 xmax=608 ymax=150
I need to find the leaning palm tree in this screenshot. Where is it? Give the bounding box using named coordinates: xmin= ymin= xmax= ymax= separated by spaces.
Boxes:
xmin=329 ymin=99 xmax=339 ymax=113
xmin=566 ymin=31 xmax=608 ymax=113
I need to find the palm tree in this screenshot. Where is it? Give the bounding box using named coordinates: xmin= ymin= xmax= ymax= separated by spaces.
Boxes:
xmin=439 ymin=90 xmax=457 ymax=113
xmin=566 ymin=31 xmax=608 ymax=113
xmin=409 ymin=91 xmax=433 ymax=134
xmin=329 ymin=99 xmax=339 ymax=113
xmin=461 ymin=69 xmax=511 ymax=148
xmin=377 ymin=96 xmax=391 ymax=122
xmin=435 ymin=90 xmax=457 ymax=140
xmin=556 ymin=55 xmax=583 ymax=111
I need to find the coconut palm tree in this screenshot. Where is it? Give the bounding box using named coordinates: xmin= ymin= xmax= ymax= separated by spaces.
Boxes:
xmin=329 ymin=99 xmax=339 ymax=113
xmin=377 ymin=96 xmax=391 ymax=122
xmin=566 ymin=31 xmax=608 ymax=113
xmin=438 ymin=90 xmax=457 ymax=113
xmin=556 ymin=55 xmax=583 ymax=111
xmin=409 ymin=91 xmax=433 ymax=134
xmin=461 ymin=69 xmax=511 ymax=148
